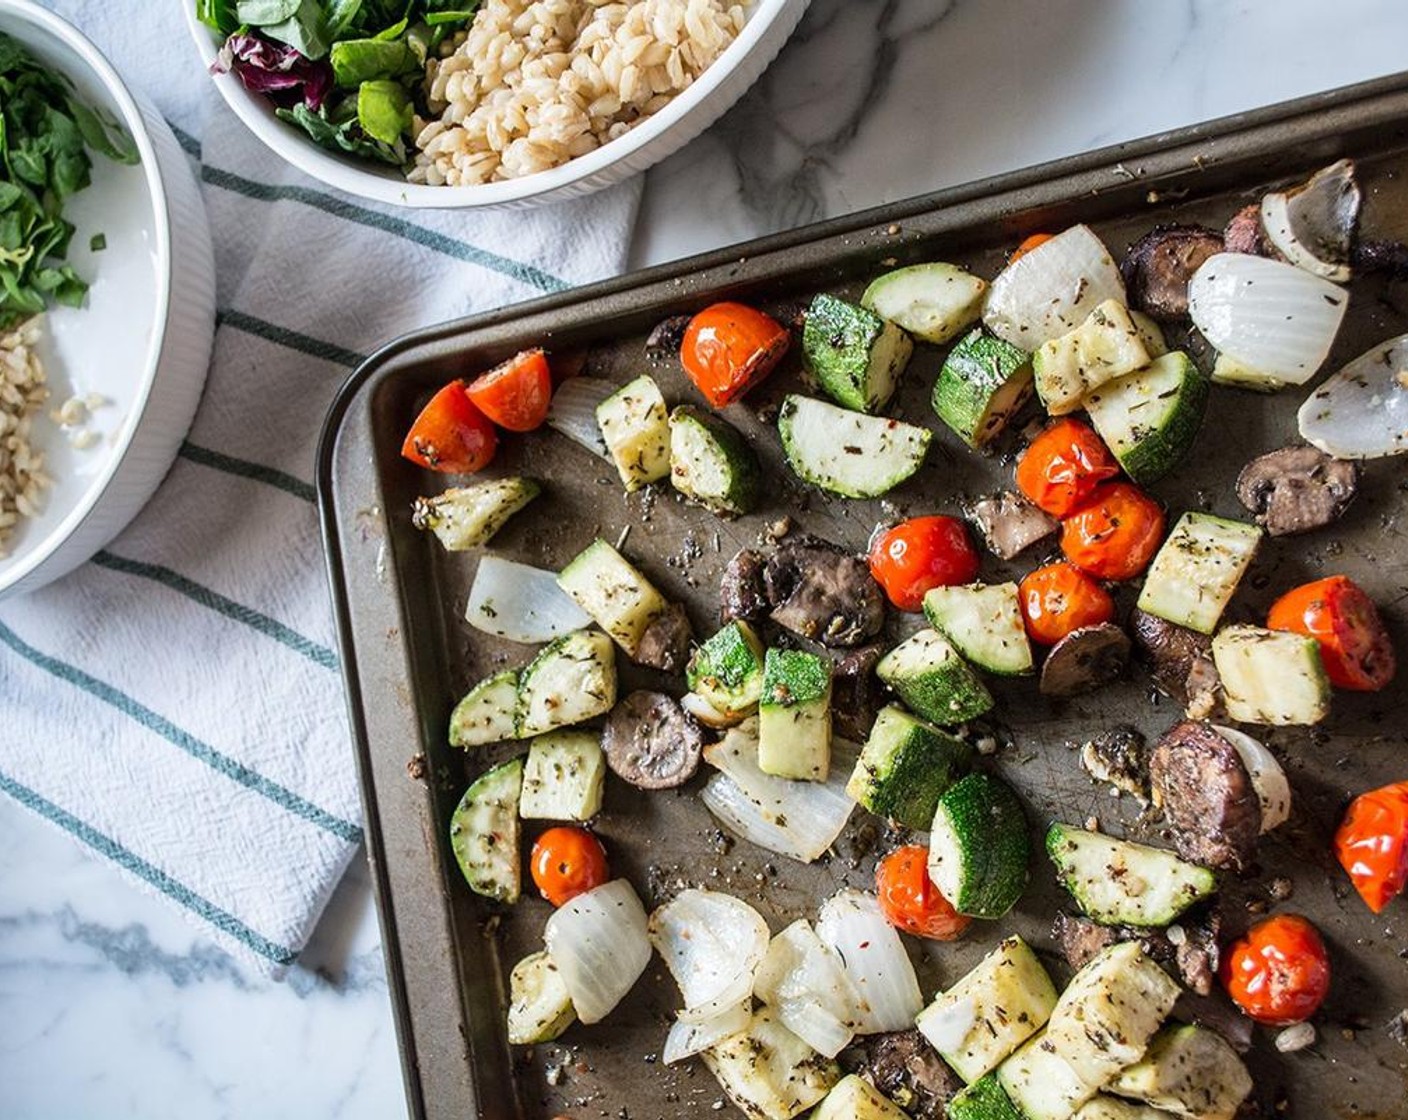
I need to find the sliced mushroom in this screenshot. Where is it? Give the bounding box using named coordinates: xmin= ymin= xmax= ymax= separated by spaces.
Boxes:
xmin=830 ymin=643 xmax=885 ymax=742
xmin=1079 ymin=725 xmax=1149 ymax=802
xmin=634 ymin=602 xmax=694 ymax=674
xmin=719 ymin=548 xmax=768 ymax=624
xmin=969 ymin=491 xmax=1059 ymax=561
xmin=1121 ymin=224 xmax=1225 ymax=321
xmin=1053 ymin=910 xmax=1222 ymax=997
xmin=862 ymin=1030 xmax=961 ymax=1118
xmin=1260 ymin=160 xmax=1360 ymax=283
xmin=1235 ymin=445 xmax=1358 ymax=537
xmin=644 ymin=314 xmax=691 ymax=359
xmin=1182 ymin=655 xmax=1225 ymax=722
xmin=1039 ymin=623 xmax=1130 ymax=698
xmin=1352 ymin=237 xmax=1408 ymax=279
xmin=601 ymin=690 xmax=704 ymax=790
xmin=1149 ymin=721 xmax=1262 ymax=873
xmin=1223 ymin=203 xmax=1270 ymax=257
xmin=764 ymin=536 xmax=885 ymax=647
xmin=1130 ymin=608 xmax=1213 ymax=704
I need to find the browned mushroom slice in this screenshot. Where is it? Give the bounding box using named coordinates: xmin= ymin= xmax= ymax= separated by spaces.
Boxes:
xmin=862 ymin=1030 xmax=962 ymax=1119
xmin=1121 ymin=224 xmax=1225 ymax=320
xmin=644 ymin=314 xmax=691 ymax=359
xmin=969 ymin=491 xmax=1059 ymax=561
xmin=601 ymin=690 xmax=704 ymax=790
xmin=1235 ymin=445 xmax=1358 ymax=537
xmin=1079 ymin=726 xmax=1149 ymax=802
xmin=830 ymin=643 xmax=885 ymax=742
xmin=1148 ymin=721 xmax=1261 ymax=873
xmin=633 ymin=602 xmax=693 ymax=674
xmin=1038 ymin=623 xmax=1131 ymax=698
xmin=719 ymin=548 xmax=768 ymax=624
xmin=764 ymin=536 xmax=885 ymax=647
xmin=1223 ymin=203 xmax=1270 ymax=257
xmin=1130 ymin=608 xmax=1212 ymax=703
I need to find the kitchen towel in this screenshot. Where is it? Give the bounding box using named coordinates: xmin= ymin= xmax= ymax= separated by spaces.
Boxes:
xmin=0 ymin=1 xmax=639 ymax=975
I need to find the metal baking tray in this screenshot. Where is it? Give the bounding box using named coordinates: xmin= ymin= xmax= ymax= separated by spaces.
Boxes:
xmin=319 ymin=74 xmax=1408 ymax=1120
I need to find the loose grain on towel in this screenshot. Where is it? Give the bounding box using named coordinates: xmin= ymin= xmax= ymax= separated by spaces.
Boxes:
xmin=410 ymin=0 xmax=749 ymax=186
xmin=0 ymin=318 xmax=51 ymax=558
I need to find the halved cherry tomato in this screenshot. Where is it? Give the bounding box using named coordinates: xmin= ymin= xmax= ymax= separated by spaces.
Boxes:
xmin=530 ymin=827 xmax=609 ymax=908
xmin=680 ymin=301 xmax=790 ymax=408
xmin=1335 ymin=781 xmax=1408 ymax=913
xmin=1220 ymin=913 xmax=1331 ymax=1026
xmin=1060 ymin=482 xmax=1165 ymax=581
xmin=876 ymin=845 xmax=972 ymax=941
xmin=1015 ymin=419 xmax=1121 ymax=518
xmin=1018 ymin=562 xmax=1116 ymax=646
xmin=466 ymin=349 xmax=553 ymax=432
xmin=1266 ymin=575 xmax=1396 ymax=692
xmin=868 ymin=516 xmax=980 ymax=612
xmin=1009 ymin=232 xmax=1055 ymax=264
xmin=401 ymin=381 xmax=498 ymax=473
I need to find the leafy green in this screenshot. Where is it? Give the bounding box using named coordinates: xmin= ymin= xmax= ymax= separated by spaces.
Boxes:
xmin=356 ymin=79 xmax=413 ymax=144
xmin=275 ymin=102 xmax=404 ymax=165
xmin=329 ymin=37 xmax=415 ymax=85
xmin=0 ymin=33 xmax=139 ymax=329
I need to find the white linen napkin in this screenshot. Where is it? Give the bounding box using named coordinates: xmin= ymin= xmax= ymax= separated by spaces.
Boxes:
xmin=0 ymin=0 xmax=639 ymax=974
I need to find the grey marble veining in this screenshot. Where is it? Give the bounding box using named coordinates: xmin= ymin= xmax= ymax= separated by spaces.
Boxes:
xmin=7 ymin=3 xmax=1408 ymax=1117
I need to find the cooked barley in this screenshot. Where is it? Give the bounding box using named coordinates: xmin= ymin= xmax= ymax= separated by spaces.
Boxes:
xmin=0 ymin=317 xmax=49 ymax=558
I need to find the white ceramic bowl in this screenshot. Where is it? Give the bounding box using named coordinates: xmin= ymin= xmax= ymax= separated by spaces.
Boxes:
xmin=0 ymin=1 xmax=215 ymax=600
xmin=183 ymin=0 xmax=808 ymax=209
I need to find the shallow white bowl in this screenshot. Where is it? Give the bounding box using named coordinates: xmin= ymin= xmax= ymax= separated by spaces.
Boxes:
xmin=0 ymin=1 xmax=215 ymax=600
xmin=183 ymin=0 xmax=808 ymax=209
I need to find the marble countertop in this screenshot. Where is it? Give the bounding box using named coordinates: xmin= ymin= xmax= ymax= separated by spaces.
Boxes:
xmin=5 ymin=2 xmax=1408 ymax=1117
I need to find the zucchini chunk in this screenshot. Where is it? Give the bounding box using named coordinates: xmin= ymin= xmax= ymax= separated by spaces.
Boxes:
xmin=1108 ymin=1024 xmax=1253 ymax=1120
xmin=861 ymin=262 xmax=987 ymax=344
xmin=1083 ymin=352 xmax=1209 ymax=484
xmin=557 ymin=539 xmax=668 ymax=657
xmin=1074 ymin=1096 xmax=1180 ymax=1120
xmin=507 ymin=950 xmax=576 ymax=1044
xmin=1044 ymin=941 xmax=1181 ymax=1085
xmin=668 ymin=405 xmax=760 ymax=516
xmin=1136 ymin=512 xmax=1262 ymax=635
xmin=1128 ymin=310 xmax=1169 ymax=359
xmin=946 ymin=1075 xmax=1025 ymax=1120
xmin=519 ymin=730 xmax=606 ymax=821
xmin=813 ymin=1074 xmax=909 ymax=1120
xmin=595 ymin=374 xmax=670 ymax=491
xmin=802 ymin=292 xmax=914 ymax=414
xmin=516 ymin=629 xmax=618 ymax=737
xmin=932 ymin=327 xmax=1035 ymax=448
xmin=778 ymin=394 xmax=932 ymax=499
xmin=916 ymin=934 xmax=1056 ymax=1084
xmin=1032 ymin=299 xmax=1151 ymax=415
xmin=923 ymin=582 xmax=1034 ymax=676
xmin=449 ymin=758 xmax=523 ymax=903
xmin=876 ymin=629 xmax=994 ymax=725
xmin=411 ymin=477 xmax=541 ymax=551
xmin=448 ymin=668 xmax=519 ymax=748
xmin=1211 ymin=623 xmax=1330 ymax=726
xmin=996 ymin=1030 xmax=1099 ymax=1120
xmin=846 ymin=705 xmax=971 ymax=829
xmin=701 ymin=1007 xmax=840 ymax=1120
xmin=1210 ymin=351 xmax=1286 ymax=392
xmin=1045 ymin=823 xmax=1217 ymax=927
xmin=758 ymin=648 xmax=832 ymax=781
xmin=928 ymin=773 xmax=1029 ymax=920
xmin=686 ymin=620 xmax=767 ymax=723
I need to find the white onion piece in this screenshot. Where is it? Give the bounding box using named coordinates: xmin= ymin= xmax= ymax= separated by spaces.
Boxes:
xmin=464 ymin=556 xmax=592 ymax=644
xmin=543 ymin=879 xmax=650 ymax=1025
xmin=1188 ymin=253 xmax=1347 ymax=384
xmin=1260 ymin=160 xmax=1359 ymax=283
xmin=815 ymin=889 xmax=923 ymax=1035
xmin=662 ymin=1000 xmax=750 ymax=1064
xmin=1298 ymin=332 xmax=1408 ymax=459
xmin=982 ymin=224 xmax=1126 ymax=349
xmin=753 ymin=920 xmax=864 ymax=1058
xmin=648 ymin=889 xmax=769 ymax=1024
xmin=700 ymin=719 xmax=858 ymax=863
xmin=1215 ymin=724 xmax=1292 ymax=833
xmin=681 ymin=691 xmax=739 ymax=729
xmin=545 ymin=377 xmax=615 ymax=460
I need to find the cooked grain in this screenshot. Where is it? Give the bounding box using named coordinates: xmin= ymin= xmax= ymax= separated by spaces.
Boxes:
xmin=0 ymin=317 xmax=50 ymax=559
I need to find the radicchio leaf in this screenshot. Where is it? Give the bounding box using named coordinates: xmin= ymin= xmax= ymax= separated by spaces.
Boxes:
xmin=215 ymin=33 xmax=333 ymax=110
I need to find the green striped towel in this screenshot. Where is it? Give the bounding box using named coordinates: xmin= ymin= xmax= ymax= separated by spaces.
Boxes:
xmin=0 ymin=1 xmax=640 ymax=974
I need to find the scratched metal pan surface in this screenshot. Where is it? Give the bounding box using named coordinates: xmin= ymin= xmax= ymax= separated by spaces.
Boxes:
xmin=319 ymin=75 xmax=1408 ymax=1120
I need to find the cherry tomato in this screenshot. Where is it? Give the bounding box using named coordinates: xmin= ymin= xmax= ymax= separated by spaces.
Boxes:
xmin=1335 ymin=781 xmax=1408 ymax=913
xmin=1018 ymin=562 xmax=1116 ymax=646
xmin=1015 ymin=419 xmax=1121 ymax=518
xmin=530 ymin=827 xmax=609 ymax=908
xmin=680 ymin=301 xmax=790 ymax=408
xmin=1060 ymin=482 xmax=1165 ymax=581
xmin=868 ymin=516 xmax=981 ymax=612
xmin=876 ymin=845 xmax=972 ymax=941
xmin=465 ymin=349 xmax=553 ymax=432
xmin=1009 ymin=232 xmax=1055 ymax=264
xmin=1266 ymin=576 xmax=1396 ymax=692
xmin=1220 ymin=913 xmax=1331 ymax=1026
xmin=401 ymin=381 xmax=498 ymax=473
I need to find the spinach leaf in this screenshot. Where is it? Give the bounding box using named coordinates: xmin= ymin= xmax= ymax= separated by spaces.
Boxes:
xmin=355 ymin=79 xmax=412 ymax=144
xmin=275 ymin=102 xmax=404 ymax=165
xmin=261 ymin=0 xmax=333 ymax=59
xmin=236 ymin=0 xmax=302 ymax=23
xmin=197 ymin=0 xmax=241 ymax=34
xmin=329 ymin=37 xmax=414 ymax=85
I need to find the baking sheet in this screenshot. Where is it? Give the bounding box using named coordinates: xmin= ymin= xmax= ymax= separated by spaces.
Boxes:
xmin=319 ymin=74 xmax=1408 ymax=1120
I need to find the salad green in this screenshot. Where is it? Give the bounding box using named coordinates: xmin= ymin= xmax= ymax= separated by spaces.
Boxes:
xmin=197 ymin=1 xmax=482 ymax=167
xmin=0 ymin=33 xmax=138 ymax=330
